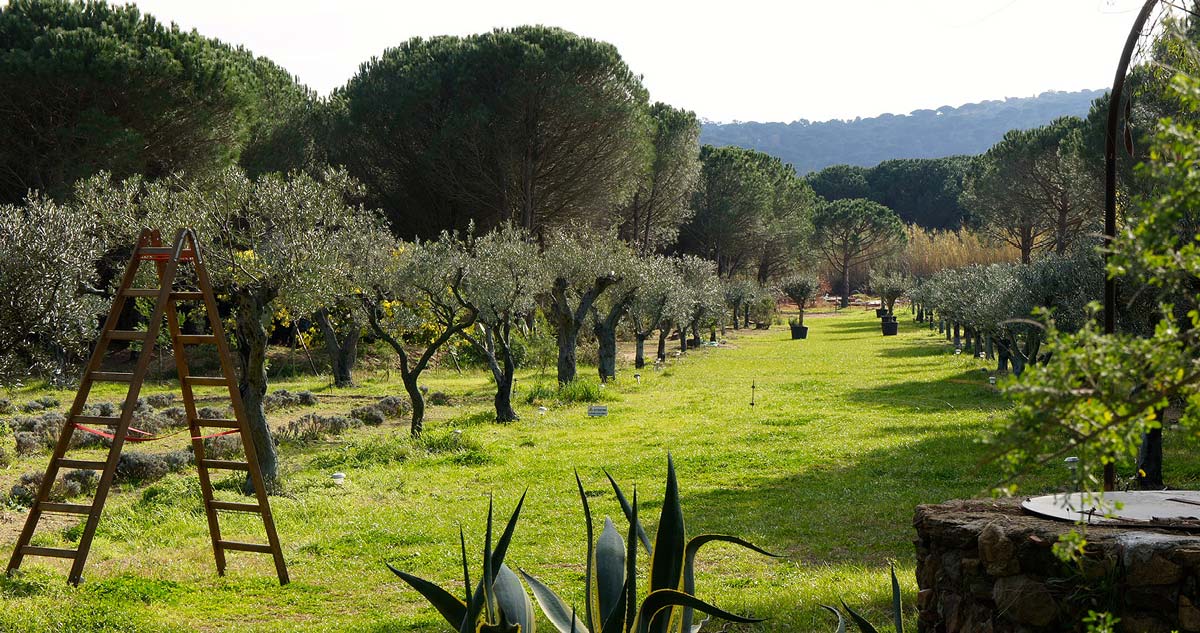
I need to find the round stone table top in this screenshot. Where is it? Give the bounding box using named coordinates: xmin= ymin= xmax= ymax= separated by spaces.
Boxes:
xmin=1022 ymin=490 xmax=1200 ymax=525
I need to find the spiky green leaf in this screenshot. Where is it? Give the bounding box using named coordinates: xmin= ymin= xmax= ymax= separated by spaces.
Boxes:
xmin=633 ymin=589 xmax=765 ymax=633
xmin=841 ymin=601 xmax=880 ymax=633
xmin=596 ymin=518 xmax=626 ymax=624
xmin=647 ymin=454 xmax=686 ymax=633
xmin=890 ymin=565 xmax=903 ymax=633
xmin=387 ymin=564 xmax=468 ymax=630
xmin=576 ymin=470 xmax=597 ymax=631
xmin=520 ymin=569 xmax=590 ymax=633
xmin=604 ymin=469 xmax=652 ymax=554
xmin=820 ymin=605 xmax=846 ymax=633
xmin=681 ymin=534 xmax=778 ymax=630
xmin=494 ymin=564 xmax=535 ymax=633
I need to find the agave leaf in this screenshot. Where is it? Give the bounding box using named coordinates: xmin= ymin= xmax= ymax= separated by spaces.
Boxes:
xmin=596 ymin=518 xmax=626 ymax=624
xmin=604 ymin=468 xmax=652 ymax=554
xmin=599 ymin=577 xmax=629 ymax=633
xmin=633 ymin=589 xmax=765 ymax=633
xmin=841 ymin=600 xmax=879 ymax=633
xmin=484 ymin=496 xmax=497 ymax=624
xmin=624 ymin=488 xmax=638 ymax=631
xmin=681 ymin=534 xmax=779 ymax=630
xmin=461 ymin=527 xmax=472 ymax=605
xmin=647 ymin=454 xmax=686 ymax=633
xmin=820 ymin=604 xmax=846 ymax=633
xmin=462 ymin=492 xmax=528 ymax=633
xmin=890 ymin=565 xmax=903 ymax=633
xmin=576 ymin=470 xmax=597 ymax=631
xmin=520 ymin=569 xmax=591 ymax=633
xmin=386 ymin=564 xmax=468 ymax=630
xmin=494 ymin=564 xmax=535 ymax=633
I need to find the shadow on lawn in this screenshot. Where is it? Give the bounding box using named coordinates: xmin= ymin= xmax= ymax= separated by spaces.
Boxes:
xmin=876 ymin=340 xmax=953 ymax=359
xmin=845 ymin=369 xmax=1007 ymax=414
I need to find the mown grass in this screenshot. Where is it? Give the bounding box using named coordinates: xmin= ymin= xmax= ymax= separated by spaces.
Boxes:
xmin=3 ymin=308 xmax=1198 ymax=632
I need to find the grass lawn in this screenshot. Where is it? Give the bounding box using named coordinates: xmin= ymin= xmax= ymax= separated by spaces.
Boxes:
xmin=1 ymin=308 xmax=1192 ymax=632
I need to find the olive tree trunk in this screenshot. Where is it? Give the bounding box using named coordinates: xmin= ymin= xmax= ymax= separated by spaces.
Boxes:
xmin=233 ymin=288 xmax=280 ymax=494
xmin=313 ymin=308 xmax=359 ymax=387
xmin=551 ymin=274 xmax=617 ymax=385
xmin=657 ymin=328 xmax=668 ymax=361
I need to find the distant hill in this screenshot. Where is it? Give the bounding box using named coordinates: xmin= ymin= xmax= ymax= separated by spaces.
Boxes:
xmin=700 ymin=89 xmax=1105 ymax=175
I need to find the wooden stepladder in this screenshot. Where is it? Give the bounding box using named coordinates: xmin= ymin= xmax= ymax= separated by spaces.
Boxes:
xmin=6 ymin=228 xmax=288 ymax=586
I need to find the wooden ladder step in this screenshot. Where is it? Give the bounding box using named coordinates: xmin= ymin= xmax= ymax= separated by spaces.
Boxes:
xmin=138 ymin=247 xmax=196 ymax=259
xmin=200 ymin=460 xmax=249 ymax=471
xmin=209 ymin=501 xmax=262 ymax=513
xmin=40 ymin=502 xmax=93 ymax=515
xmin=21 ymin=546 xmax=78 ymax=559
xmin=195 ymin=418 xmax=239 ymax=429
xmin=184 ymin=376 xmax=228 ymax=387
xmin=170 ymin=291 xmax=205 ymax=301
xmin=217 ymin=540 xmax=273 ymax=554
xmin=124 ymin=288 xmax=161 ymax=297
xmin=107 ymin=330 xmax=149 ymax=341
xmin=177 ymin=335 xmax=217 ymax=344
xmin=73 ymin=415 xmax=121 ymax=427
xmin=57 ymin=458 xmax=107 ymax=470
xmin=89 ymin=372 xmax=134 ymax=382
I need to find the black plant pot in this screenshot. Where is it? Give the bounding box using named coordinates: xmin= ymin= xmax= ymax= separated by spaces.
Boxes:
xmin=790 ymin=324 xmax=809 ymax=340
xmin=883 ymin=315 xmax=898 ymax=323
xmin=882 ymin=321 xmax=899 ymax=336
xmin=875 ymin=308 xmax=888 ymax=318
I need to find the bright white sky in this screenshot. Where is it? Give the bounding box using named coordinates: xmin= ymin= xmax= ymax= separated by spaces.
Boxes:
xmin=129 ymin=0 xmax=1160 ymax=123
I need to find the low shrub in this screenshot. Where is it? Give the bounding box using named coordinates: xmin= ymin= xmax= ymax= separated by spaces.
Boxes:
xmin=263 ymin=389 xmax=320 ymax=412
xmin=61 ymin=469 xmax=98 ymax=498
xmin=197 ymin=406 xmax=229 ymax=420
xmin=8 ymin=468 xmax=98 ymax=504
xmin=523 ymin=381 xmax=557 ymax=405
xmin=557 ymin=378 xmax=608 ymax=404
xmin=115 ymin=451 xmax=192 ymax=484
xmin=160 ymin=406 xmax=188 ymax=425
xmin=428 ymin=391 xmax=452 ymax=406
xmin=19 ymin=401 xmax=43 ymax=413
xmin=203 ymin=434 xmax=243 ymax=460
xmin=349 ymin=406 xmax=385 ymax=427
xmin=374 ymin=395 xmax=409 ymax=418
xmin=143 ymin=393 xmax=175 ymax=409
xmin=0 ymin=398 xmax=11 ymax=415
xmin=276 ymin=413 xmax=359 ymax=444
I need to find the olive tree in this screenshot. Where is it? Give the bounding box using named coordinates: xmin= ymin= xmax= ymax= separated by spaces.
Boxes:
xmin=84 ymin=166 xmax=388 ymax=491
xmin=358 ymin=233 xmax=477 ymax=435
xmin=669 ymin=255 xmax=724 ymax=349
xmin=867 ymin=269 xmax=909 ymax=315
xmin=457 ymin=225 xmax=549 ymax=422
xmin=0 ymin=195 xmax=109 ymax=381
xmin=811 ymin=198 xmax=906 ymax=307
xmin=780 ymin=274 xmax=820 ymax=327
xmin=626 ymin=255 xmax=679 ymax=368
xmin=544 ymin=230 xmax=632 ymax=385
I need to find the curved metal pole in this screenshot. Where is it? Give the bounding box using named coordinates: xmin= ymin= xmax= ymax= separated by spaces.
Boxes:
xmin=1103 ymin=0 xmax=1160 ymax=491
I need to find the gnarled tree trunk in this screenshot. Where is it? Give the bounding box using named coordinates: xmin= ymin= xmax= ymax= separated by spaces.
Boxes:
xmin=233 ymin=288 xmax=280 ymax=494
xmin=313 ymin=307 xmax=359 ymax=388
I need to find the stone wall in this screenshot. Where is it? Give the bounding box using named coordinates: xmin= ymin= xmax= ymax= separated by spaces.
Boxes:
xmin=914 ymin=498 xmax=1200 ymax=633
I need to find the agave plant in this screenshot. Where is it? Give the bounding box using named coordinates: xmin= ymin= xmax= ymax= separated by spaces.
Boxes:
xmin=520 ymin=455 xmax=776 ymax=633
xmin=387 ymin=492 xmax=535 ymax=632
xmin=821 ymin=565 xmax=904 ymax=633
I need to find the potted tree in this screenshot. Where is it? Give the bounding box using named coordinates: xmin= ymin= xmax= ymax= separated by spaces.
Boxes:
xmin=868 ymin=269 xmax=908 ymax=336
xmin=782 ymin=274 xmax=819 ymax=340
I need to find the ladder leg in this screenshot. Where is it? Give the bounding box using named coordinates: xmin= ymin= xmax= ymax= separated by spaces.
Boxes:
xmin=7 ymin=229 xmax=157 ymax=578
xmin=189 ymin=232 xmax=289 ymax=585
xmin=68 ymin=232 xmax=183 ymax=585
xmin=163 ymin=289 xmax=227 ymax=576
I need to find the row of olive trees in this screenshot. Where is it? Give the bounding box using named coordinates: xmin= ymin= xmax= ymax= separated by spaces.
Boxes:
xmin=908 ymin=248 xmax=1102 ymax=376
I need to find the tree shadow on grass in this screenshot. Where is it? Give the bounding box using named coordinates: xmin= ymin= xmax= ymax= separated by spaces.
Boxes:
xmin=876 ymin=341 xmax=954 ymax=359
xmin=845 ymin=369 xmax=1007 ymax=414
xmin=820 ymin=318 xmax=884 ymax=335
xmin=677 ymin=430 xmax=1000 ymax=567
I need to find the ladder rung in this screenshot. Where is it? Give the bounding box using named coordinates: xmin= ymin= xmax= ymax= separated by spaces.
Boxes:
xmin=171 ymin=291 xmax=205 ymax=301
xmin=58 ymin=458 xmax=107 ymax=470
xmin=73 ymin=415 xmax=120 ymax=427
xmin=178 ymin=335 xmax=217 ymax=344
xmin=138 ymin=247 xmax=196 ymax=260
xmin=124 ymin=288 xmax=161 ymax=297
xmin=90 ymin=371 xmax=134 ymax=382
xmin=184 ymin=376 xmax=228 ymax=387
xmin=195 ymin=418 xmax=240 ymax=429
xmin=21 ymin=546 xmax=78 ymax=559
xmin=217 ymin=540 xmax=273 ymax=554
xmin=209 ymin=501 xmax=262 ymax=513
xmin=40 ymin=502 xmax=93 ymax=515
xmin=107 ymin=330 xmax=149 ymax=341
xmin=200 ymin=459 xmax=249 ymax=471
